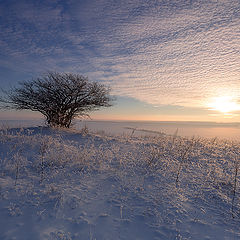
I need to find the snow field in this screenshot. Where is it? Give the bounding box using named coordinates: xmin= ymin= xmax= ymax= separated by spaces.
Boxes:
xmin=0 ymin=126 xmax=240 ymax=239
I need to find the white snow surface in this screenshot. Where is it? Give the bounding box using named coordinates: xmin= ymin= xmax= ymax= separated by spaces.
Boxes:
xmin=0 ymin=126 xmax=240 ymax=240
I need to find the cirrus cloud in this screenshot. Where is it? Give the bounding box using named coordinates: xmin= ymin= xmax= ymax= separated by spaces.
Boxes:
xmin=0 ymin=0 xmax=239 ymax=110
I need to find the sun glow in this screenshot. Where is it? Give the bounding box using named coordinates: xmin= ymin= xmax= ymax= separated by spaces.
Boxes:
xmin=208 ymin=96 xmax=240 ymax=113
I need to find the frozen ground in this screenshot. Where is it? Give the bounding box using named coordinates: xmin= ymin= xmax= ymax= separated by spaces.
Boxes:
xmin=0 ymin=126 xmax=240 ymax=239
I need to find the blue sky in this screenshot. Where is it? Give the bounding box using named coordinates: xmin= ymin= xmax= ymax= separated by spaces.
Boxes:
xmin=0 ymin=0 xmax=240 ymax=122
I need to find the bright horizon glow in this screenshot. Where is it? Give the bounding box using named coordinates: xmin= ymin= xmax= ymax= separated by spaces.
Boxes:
xmin=208 ymin=96 xmax=240 ymax=113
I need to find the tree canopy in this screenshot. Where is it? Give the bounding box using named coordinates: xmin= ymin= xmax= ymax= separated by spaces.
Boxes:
xmin=0 ymin=72 xmax=114 ymax=128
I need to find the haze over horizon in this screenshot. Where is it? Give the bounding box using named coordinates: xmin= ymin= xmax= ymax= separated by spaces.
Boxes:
xmin=0 ymin=0 xmax=239 ymax=122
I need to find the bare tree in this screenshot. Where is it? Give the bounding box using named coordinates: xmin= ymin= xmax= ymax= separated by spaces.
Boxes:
xmin=0 ymin=72 xmax=114 ymax=128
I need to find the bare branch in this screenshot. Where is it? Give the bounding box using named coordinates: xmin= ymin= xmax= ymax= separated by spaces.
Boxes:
xmin=0 ymin=72 xmax=114 ymax=128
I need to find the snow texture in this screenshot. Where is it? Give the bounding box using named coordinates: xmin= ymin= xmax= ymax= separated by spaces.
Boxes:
xmin=0 ymin=126 xmax=240 ymax=239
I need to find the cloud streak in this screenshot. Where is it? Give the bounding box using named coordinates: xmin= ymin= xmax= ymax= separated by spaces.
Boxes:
xmin=0 ymin=0 xmax=239 ymax=110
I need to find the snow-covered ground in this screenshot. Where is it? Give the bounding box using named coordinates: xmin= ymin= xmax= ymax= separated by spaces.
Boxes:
xmin=0 ymin=126 xmax=240 ymax=239
xmin=1 ymin=119 xmax=240 ymax=140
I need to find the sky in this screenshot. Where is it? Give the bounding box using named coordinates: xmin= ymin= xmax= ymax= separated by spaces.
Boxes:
xmin=0 ymin=0 xmax=239 ymax=122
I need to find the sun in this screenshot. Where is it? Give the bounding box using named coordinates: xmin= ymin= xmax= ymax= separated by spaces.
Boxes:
xmin=208 ymin=96 xmax=240 ymax=113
